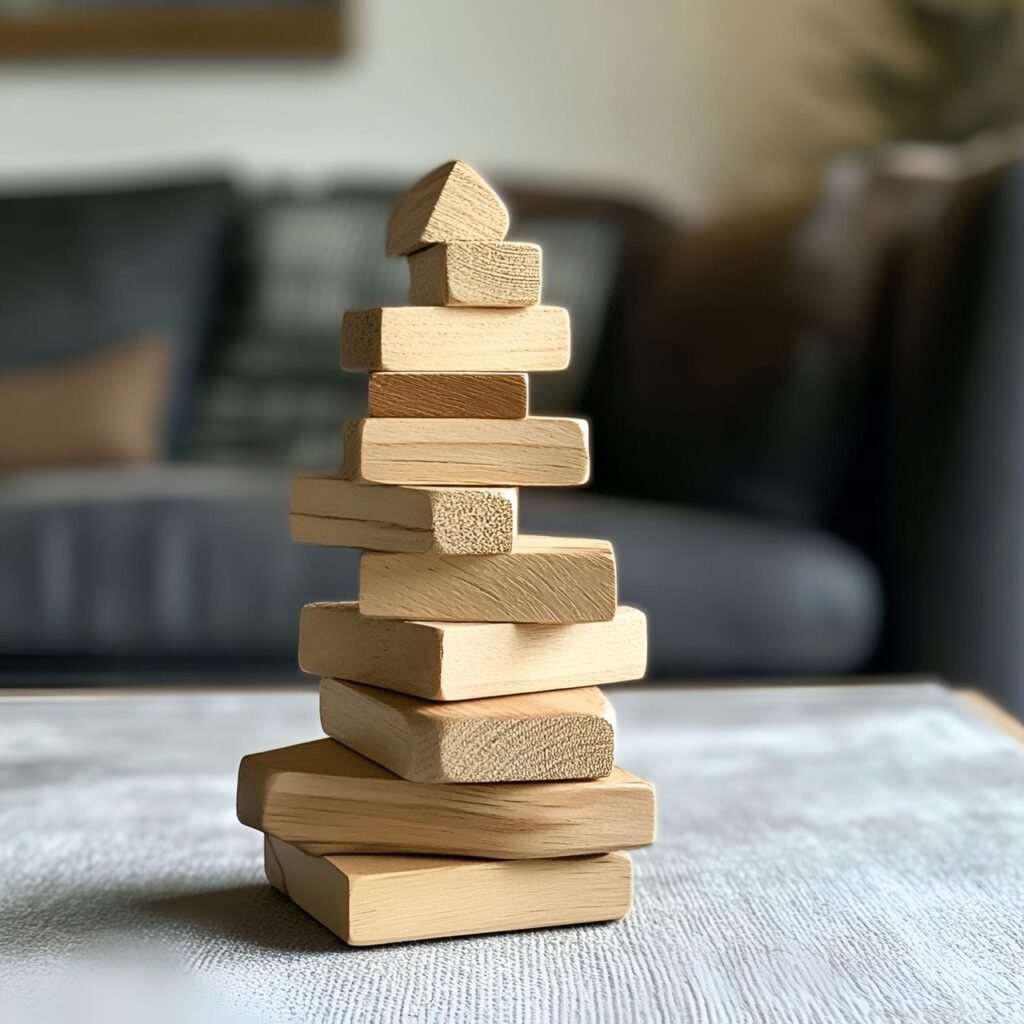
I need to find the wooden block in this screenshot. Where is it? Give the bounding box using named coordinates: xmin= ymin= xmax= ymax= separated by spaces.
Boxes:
xmin=237 ymin=738 xmax=656 ymax=858
xmin=408 ymin=242 xmax=541 ymax=307
xmin=289 ymin=476 xmax=516 ymax=554
xmin=265 ymin=836 xmax=632 ymax=946
xmin=386 ymin=160 xmax=509 ymax=257
xmin=340 ymin=306 xmax=570 ymax=372
xmin=299 ymin=603 xmax=648 ymax=699
xmin=359 ymin=535 xmax=616 ymax=623
xmin=342 ymin=417 xmax=589 ymax=487
xmin=368 ymin=372 xmax=528 ymax=419
xmin=319 ymin=679 xmax=615 ymax=783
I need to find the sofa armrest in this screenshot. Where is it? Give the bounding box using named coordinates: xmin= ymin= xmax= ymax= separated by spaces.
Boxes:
xmin=888 ymin=159 xmax=1024 ymax=713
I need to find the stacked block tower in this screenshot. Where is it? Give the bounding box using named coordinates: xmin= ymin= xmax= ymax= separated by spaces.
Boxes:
xmin=236 ymin=161 xmax=657 ymax=946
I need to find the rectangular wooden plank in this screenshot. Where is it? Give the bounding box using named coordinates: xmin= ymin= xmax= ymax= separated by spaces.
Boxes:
xmin=298 ymin=602 xmax=648 ymax=699
xmin=238 ymin=738 xmax=655 ymax=859
xmin=341 ymin=417 xmax=589 ymax=487
xmin=368 ymin=372 xmax=528 ymax=419
xmin=289 ymin=476 xmax=517 ymax=554
xmin=408 ymin=242 xmax=541 ymax=307
xmin=319 ymin=679 xmax=614 ymax=783
xmin=359 ymin=535 xmax=616 ymax=623
xmin=340 ymin=306 xmax=570 ymax=372
xmin=265 ymin=836 xmax=632 ymax=946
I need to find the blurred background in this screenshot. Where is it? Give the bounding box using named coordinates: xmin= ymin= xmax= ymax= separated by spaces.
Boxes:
xmin=3 ymin=0 xmax=1024 ymax=712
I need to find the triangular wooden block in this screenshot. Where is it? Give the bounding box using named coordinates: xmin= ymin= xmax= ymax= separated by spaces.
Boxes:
xmin=265 ymin=836 xmax=632 ymax=946
xmin=237 ymin=738 xmax=656 ymax=859
xmin=386 ymin=160 xmax=509 ymax=257
xmin=319 ymin=679 xmax=615 ymax=783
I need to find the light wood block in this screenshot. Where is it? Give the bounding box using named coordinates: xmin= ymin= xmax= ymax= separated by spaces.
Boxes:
xmin=319 ymin=679 xmax=615 ymax=783
xmin=409 ymin=242 xmax=541 ymax=308
xmin=386 ymin=160 xmax=510 ymax=257
xmin=340 ymin=306 xmax=570 ymax=372
xmin=342 ymin=417 xmax=589 ymax=487
xmin=264 ymin=836 xmax=632 ymax=946
xmin=238 ymin=738 xmax=656 ymax=859
xmin=299 ymin=602 xmax=648 ymax=699
xmin=368 ymin=372 xmax=528 ymax=419
xmin=289 ymin=476 xmax=516 ymax=554
xmin=359 ymin=535 xmax=616 ymax=623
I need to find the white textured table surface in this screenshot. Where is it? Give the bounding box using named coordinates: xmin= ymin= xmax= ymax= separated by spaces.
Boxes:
xmin=2 ymin=683 xmax=1023 ymax=1024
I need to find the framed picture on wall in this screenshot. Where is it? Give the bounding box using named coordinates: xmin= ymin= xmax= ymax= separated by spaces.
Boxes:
xmin=0 ymin=0 xmax=343 ymax=57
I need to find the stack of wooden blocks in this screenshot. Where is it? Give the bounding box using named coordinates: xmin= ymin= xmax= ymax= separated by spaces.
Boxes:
xmin=236 ymin=161 xmax=656 ymax=946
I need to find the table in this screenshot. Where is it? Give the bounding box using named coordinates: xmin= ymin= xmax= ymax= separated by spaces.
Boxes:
xmin=2 ymin=682 xmax=1023 ymax=1024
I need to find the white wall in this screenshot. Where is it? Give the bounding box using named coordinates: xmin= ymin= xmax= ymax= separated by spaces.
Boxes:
xmin=0 ymin=0 xmax=871 ymax=216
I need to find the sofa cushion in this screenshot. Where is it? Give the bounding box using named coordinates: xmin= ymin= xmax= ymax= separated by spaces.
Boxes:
xmin=0 ymin=332 xmax=171 ymax=472
xmin=520 ymin=491 xmax=883 ymax=675
xmin=0 ymin=466 xmax=881 ymax=676
xmin=0 ymin=464 xmax=352 ymax=657
xmin=0 ymin=177 xmax=236 ymax=455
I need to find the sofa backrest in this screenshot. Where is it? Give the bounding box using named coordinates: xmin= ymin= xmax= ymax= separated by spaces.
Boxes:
xmin=594 ymin=151 xmax=959 ymax=527
xmin=189 ymin=183 xmax=674 ymax=473
xmin=0 ymin=177 xmax=236 ymax=457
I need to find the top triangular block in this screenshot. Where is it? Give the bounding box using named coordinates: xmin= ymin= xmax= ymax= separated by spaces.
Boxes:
xmin=386 ymin=161 xmax=510 ymax=257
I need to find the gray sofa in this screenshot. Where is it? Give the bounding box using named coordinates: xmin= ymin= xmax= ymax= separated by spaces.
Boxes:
xmin=0 ymin=464 xmax=877 ymax=679
xmin=12 ymin=158 xmax=1005 ymax=697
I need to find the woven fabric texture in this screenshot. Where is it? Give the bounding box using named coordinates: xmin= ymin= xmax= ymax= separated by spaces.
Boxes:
xmin=2 ymin=684 xmax=1022 ymax=1024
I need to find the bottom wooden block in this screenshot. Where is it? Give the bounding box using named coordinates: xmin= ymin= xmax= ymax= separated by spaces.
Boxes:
xmin=264 ymin=835 xmax=632 ymax=946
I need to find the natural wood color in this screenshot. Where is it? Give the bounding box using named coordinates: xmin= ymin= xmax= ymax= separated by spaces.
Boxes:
xmin=957 ymin=690 xmax=1024 ymax=745
xmin=289 ymin=476 xmax=516 ymax=554
xmin=299 ymin=602 xmax=648 ymax=699
xmin=265 ymin=836 xmax=632 ymax=946
xmin=0 ymin=7 xmax=342 ymax=57
xmin=386 ymin=161 xmax=509 ymax=258
xmin=237 ymin=739 xmax=656 ymax=859
xmin=409 ymin=242 xmax=542 ymax=308
xmin=342 ymin=417 xmax=590 ymax=487
xmin=319 ymin=679 xmax=615 ymax=783
xmin=368 ymin=372 xmax=528 ymax=419
xmin=359 ymin=535 xmax=616 ymax=623
xmin=340 ymin=306 xmax=570 ymax=373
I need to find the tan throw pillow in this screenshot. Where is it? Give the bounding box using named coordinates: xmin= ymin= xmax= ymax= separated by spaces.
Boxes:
xmin=0 ymin=333 xmax=172 ymax=472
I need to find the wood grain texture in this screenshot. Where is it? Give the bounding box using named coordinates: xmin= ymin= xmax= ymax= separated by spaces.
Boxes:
xmin=319 ymin=679 xmax=615 ymax=783
xmin=340 ymin=306 xmax=570 ymax=372
xmin=957 ymin=690 xmax=1024 ymax=745
xmin=409 ymin=242 xmax=541 ymax=307
xmin=299 ymin=602 xmax=648 ymax=699
xmin=368 ymin=372 xmax=528 ymax=419
xmin=237 ymin=738 xmax=655 ymax=858
xmin=359 ymin=535 xmax=616 ymax=624
xmin=342 ymin=417 xmax=590 ymax=487
xmin=289 ymin=476 xmax=516 ymax=554
xmin=386 ymin=160 xmax=510 ymax=257
xmin=265 ymin=836 xmax=632 ymax=946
